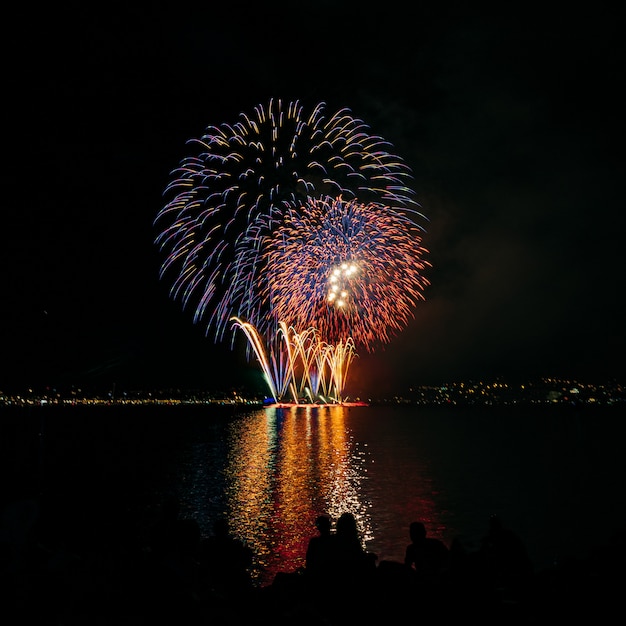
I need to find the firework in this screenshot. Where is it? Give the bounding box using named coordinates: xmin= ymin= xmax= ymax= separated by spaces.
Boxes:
xmin=154 ymin=99 xmax=425 ymax=343
xmin=263 ymin=195 xmax=430 ymax=350
xmin=230 ymin=317 xmax=356 ymax=403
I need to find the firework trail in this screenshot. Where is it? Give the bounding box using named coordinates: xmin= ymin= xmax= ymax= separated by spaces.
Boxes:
xmin=154 ymin=99 xmax=426 ymax=343
xmin=230 ymin=317 xmax=356 ymax=403
xmin=264 ymin=195 xmax=430 ymax=350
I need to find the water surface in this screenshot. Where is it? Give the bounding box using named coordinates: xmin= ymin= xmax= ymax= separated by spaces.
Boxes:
xmin=3 ymin=402 xmax=625 ymax=588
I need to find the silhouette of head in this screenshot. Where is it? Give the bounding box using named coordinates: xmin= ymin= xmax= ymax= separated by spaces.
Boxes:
xmin=489 ymin=514 xmax=503 ymax=533
xmin=409 ymin=521 xmax=427 ymax=542
xmin=213 ymin=518 xmax=230 ymax=537
xmin=336 ymin=512 xmax=359 ymax=539
xmin=315 ymin=515 xmax=332 ymax=534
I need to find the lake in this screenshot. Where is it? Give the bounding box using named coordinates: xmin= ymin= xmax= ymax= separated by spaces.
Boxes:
xmin=2 ymin=402 xmax=625 ymax=588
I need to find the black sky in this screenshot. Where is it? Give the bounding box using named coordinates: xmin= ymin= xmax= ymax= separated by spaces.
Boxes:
xmin=2 ymin=3 xmax=625 ymax=397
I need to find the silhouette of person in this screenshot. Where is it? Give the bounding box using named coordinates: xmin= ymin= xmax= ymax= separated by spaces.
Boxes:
xmin=199 ymin=517 xmax=253 ymax=597
xmin=304 ymin=512 xmax=375 ymax=622
xmin=332 ymin=512 xmax=377 ymax=579
xmin=305 ymin=514 xmax=334 ymax=578
xmin=438 ymin=534 xmax=497 ymax=620
xmin=404 ymin=521 xmax=450 ymax=583
xmin=270 ymin=514 xmax=335 ymax=610
xmin=478 ymin=514 xmax=534 ymax=592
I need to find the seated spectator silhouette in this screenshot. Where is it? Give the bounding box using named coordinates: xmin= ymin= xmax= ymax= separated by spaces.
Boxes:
xmin=438 ymin=534 xmax=498 ymax=620
xmin=304 ymin=514 xmax=334 ymax=579
xmin=331 ymin=512 xmax=378 ymax=622
xmin=331 ymin=512 xmax=377 ymax=582
xmin=404 ymin=521 xmax=450 ymax=584
xmin=270 ymin=513 xmax=335 ymax=609
xmin=477 ymin=514 xmax=534 ymax=603
xmin=199 ymin=517 xmax=254 ymax=598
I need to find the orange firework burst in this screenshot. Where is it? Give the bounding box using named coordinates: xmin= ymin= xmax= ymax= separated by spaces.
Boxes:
xmin=264 ymin=196 xmax=430 ymax=350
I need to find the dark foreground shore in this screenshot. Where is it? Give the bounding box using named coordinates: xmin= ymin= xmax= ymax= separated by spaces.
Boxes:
xmin=2 ymin=493 xmax=625 ymax=626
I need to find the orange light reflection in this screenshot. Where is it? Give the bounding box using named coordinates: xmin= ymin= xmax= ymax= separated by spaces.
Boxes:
xmin=224 ymin=406 xmax=372 ymax=586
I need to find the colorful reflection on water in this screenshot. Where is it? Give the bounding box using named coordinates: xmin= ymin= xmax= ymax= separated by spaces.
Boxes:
xmin=10 ymin=403 xmax=624 ymax=589
xmin=225 ymin=405 xmax=372 ymax=585
xmin=169 ymin=404 xmax=442 ymax=587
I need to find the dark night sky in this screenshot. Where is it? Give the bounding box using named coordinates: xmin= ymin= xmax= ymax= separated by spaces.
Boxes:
xmin=2 ymin=3 xmax=625 ymax=397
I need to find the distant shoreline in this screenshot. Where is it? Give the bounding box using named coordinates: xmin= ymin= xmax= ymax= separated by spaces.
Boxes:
xmin=2 ymin=376 xmax=624 ymax=408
